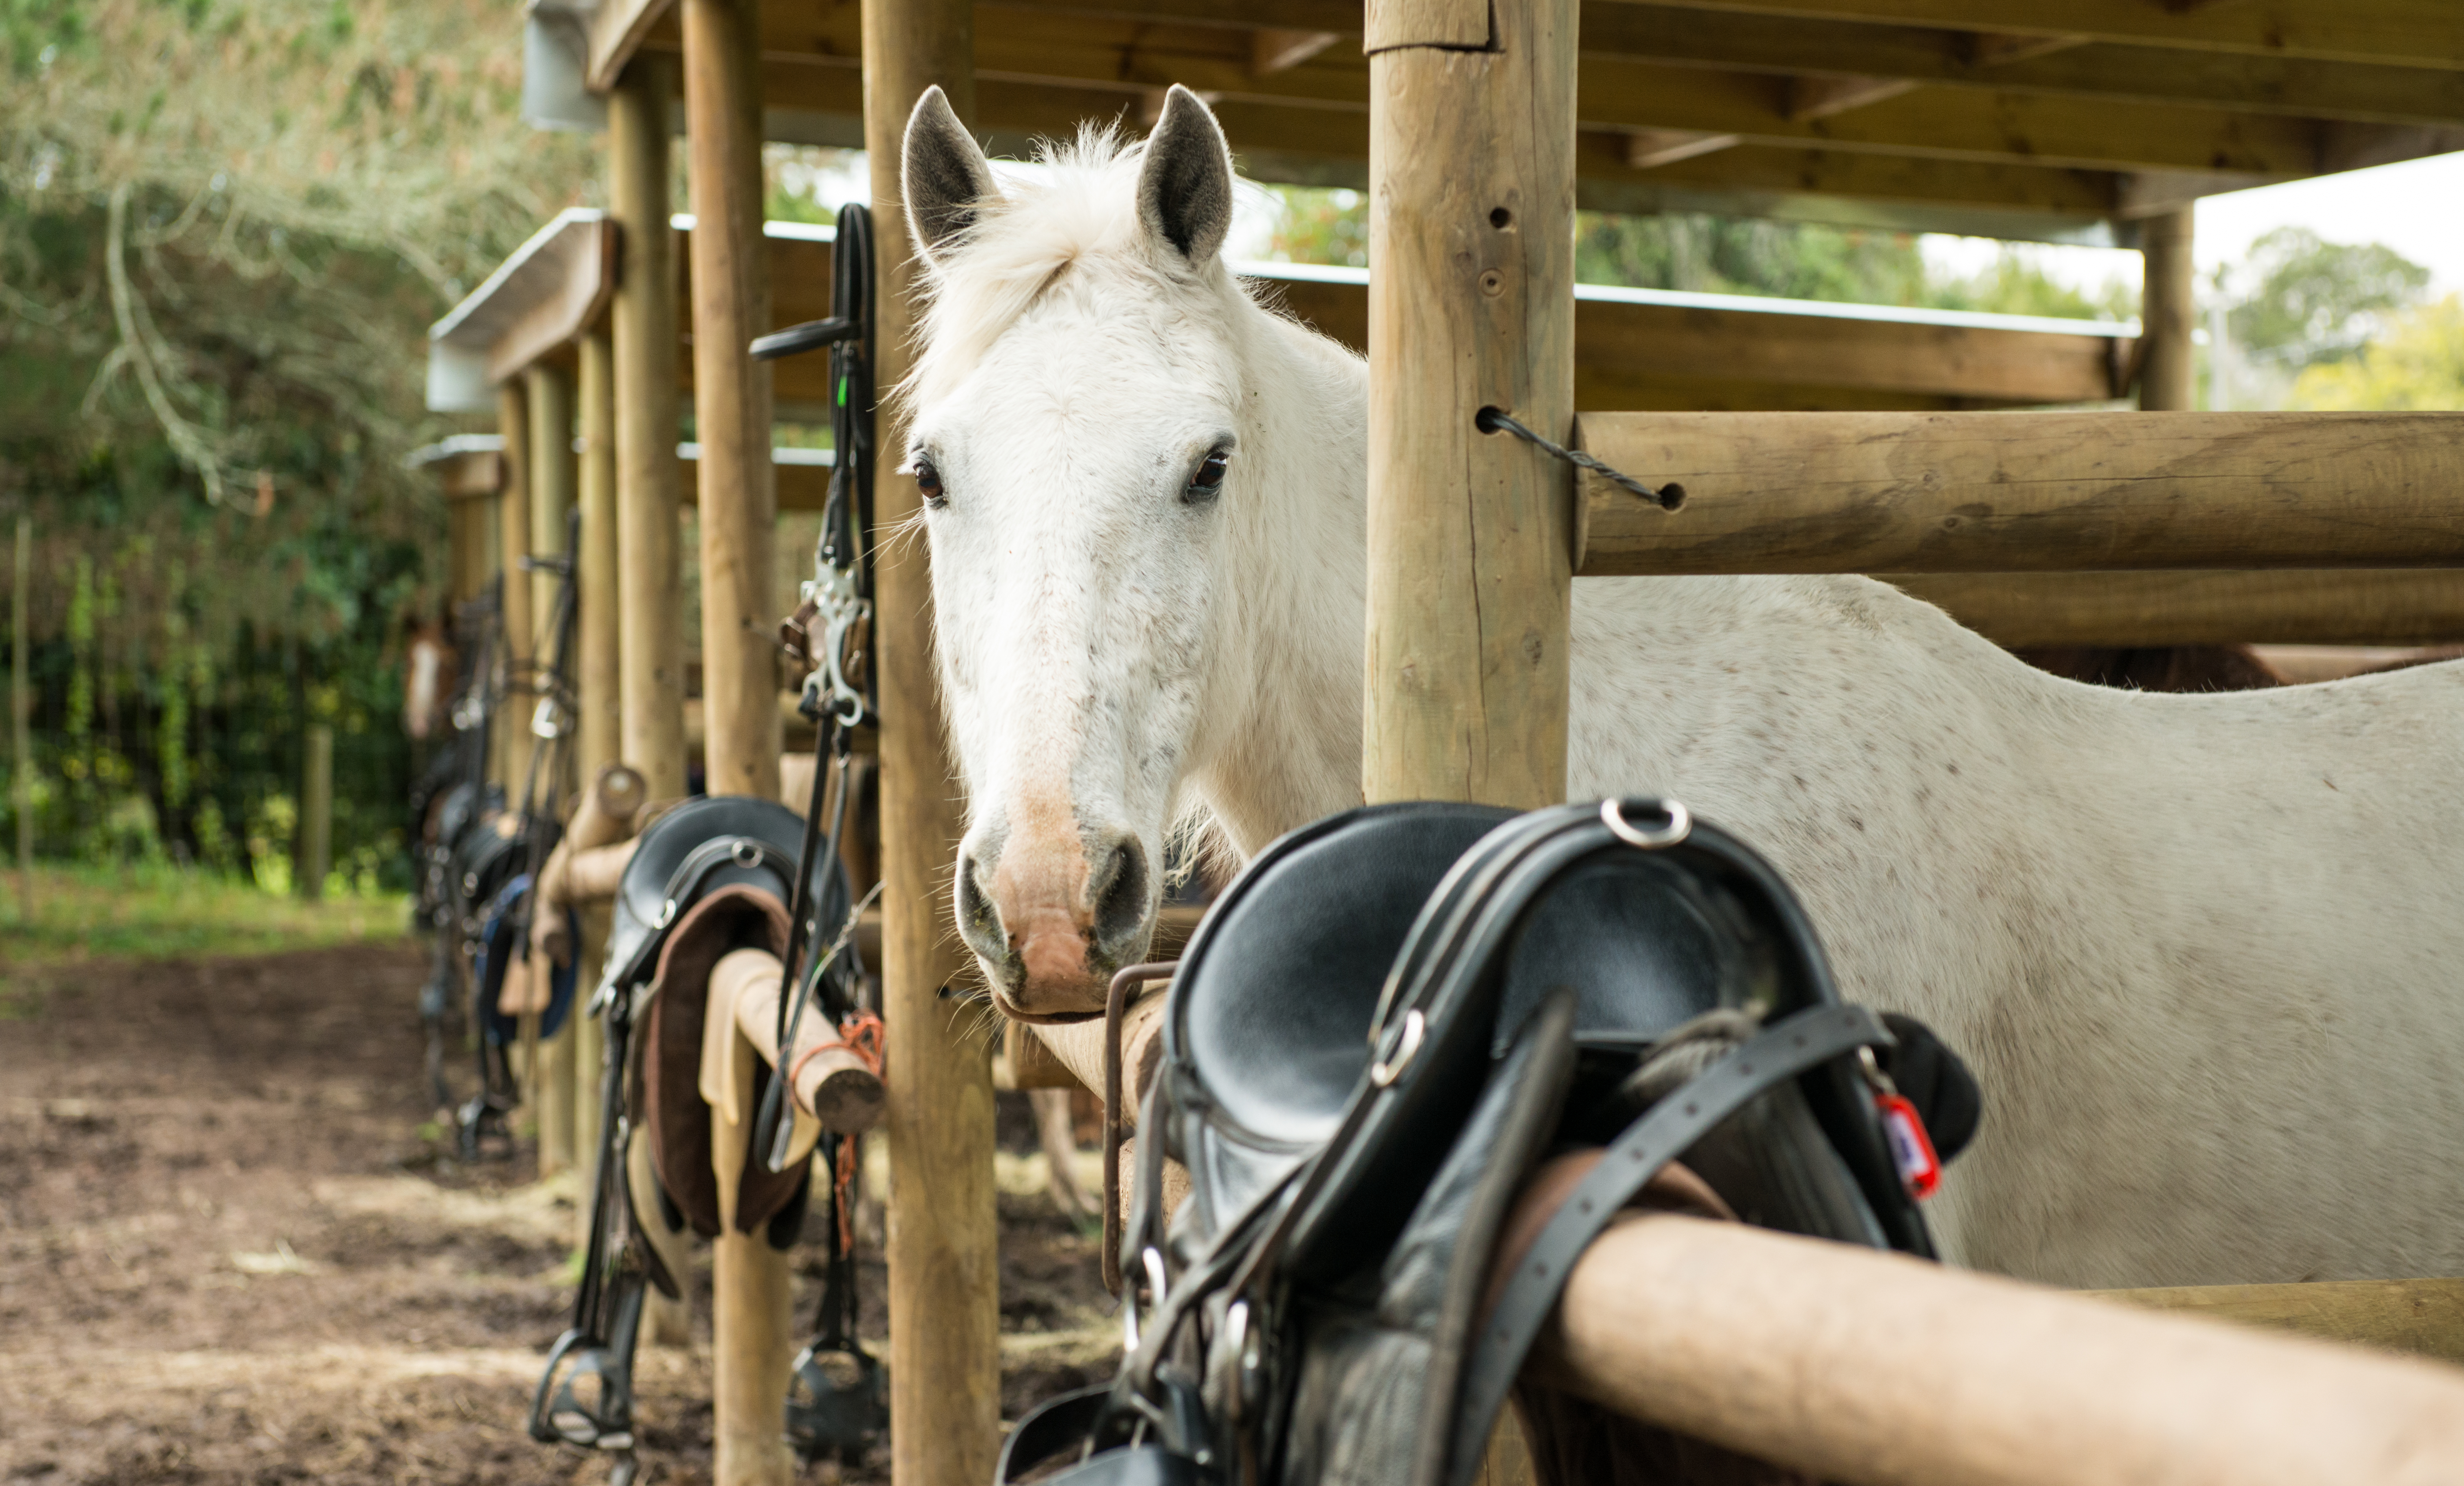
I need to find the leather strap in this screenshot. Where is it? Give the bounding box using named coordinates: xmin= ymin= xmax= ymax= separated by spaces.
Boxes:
xmin=1445 ymin=1003 xmax=1894 ymax=1486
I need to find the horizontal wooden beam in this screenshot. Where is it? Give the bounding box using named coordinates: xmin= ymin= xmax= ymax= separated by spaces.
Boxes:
xmin=1533 ymin=1216 xmax=2464 ymax=1486
xmin=588 ymin=0 xmax=676 ymax=91
xmin=485 ymin=220 xmax=618 ymax=385
xmin=1574 ymin=412 xmax=2464 ymax=576
xmin=1639 ymin=0 xmax=2464 ymax=72
xmin=1890 ymin=571 xmax=2464 ymax=646
xmin=1580 ymin=4 xmax=2464 ymax=128
xmin=754 ymin=12 xmax=2358 ymax=179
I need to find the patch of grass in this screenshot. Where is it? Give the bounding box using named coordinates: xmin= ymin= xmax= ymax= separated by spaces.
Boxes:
xmin=0 ymin=862 xmax=412 ymax=981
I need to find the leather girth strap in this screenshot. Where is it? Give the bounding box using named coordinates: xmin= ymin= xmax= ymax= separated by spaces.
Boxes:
xmin=643 ymin=883 xmax=805 ymax=1238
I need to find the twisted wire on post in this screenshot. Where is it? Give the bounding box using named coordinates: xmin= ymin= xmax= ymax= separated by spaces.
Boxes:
xmin=1476 ymin=407 xmax=1686 ymax=511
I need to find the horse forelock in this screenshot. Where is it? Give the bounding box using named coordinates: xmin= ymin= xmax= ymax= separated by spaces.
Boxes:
xmin=903 ymin=123 xmax=1239 ymax=418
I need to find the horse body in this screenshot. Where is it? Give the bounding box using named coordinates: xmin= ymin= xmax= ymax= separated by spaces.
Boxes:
xmin=898 ymin=87 xmax=2464 ymax=1287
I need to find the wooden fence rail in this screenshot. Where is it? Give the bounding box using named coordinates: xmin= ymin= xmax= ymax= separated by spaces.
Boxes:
xmin=1576 ymin=412 xmax=2464 ymax=576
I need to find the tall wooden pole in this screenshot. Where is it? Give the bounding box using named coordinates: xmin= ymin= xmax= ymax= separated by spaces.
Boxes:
xmin=608 ymin=50 xmax=694 ymax=1349
xmin=13 ymin=514 xmax=31 ymax=924
xmin=1362 ymin=0 xmax=1577 ymax=809
xmin=573 ymin=326 xmax=620 ymax=1216
xmin=2140 ymin=208 xmax=2197 ymax=412
xmin=864 ymin=6 xmax=1002 ymax=1486
xmin=611 ymin=55 xmax=688 ymax=806
xmin=527 ymin=360 xmax=580 ymax=1180
xmin=496 ymin=381 xmax=535 ymax=795
xmin=685 ymin=0 xmax=781 ymax=808
xmin=299 ymin=723 xmax=332 ymax=900
xmin=683 ymin=1 xmax=788 ymax=1479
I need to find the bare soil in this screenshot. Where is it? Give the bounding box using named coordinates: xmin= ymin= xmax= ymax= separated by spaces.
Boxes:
xmin=0 ymin=944 xmax=1115 ymax=1485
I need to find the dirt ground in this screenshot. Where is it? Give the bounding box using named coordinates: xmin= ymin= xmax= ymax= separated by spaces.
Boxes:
xmin=0 ymin=943 xmax=1116 ymax=1485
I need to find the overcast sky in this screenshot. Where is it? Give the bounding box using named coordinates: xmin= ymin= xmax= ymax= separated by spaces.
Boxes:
xmin=1924 ymin=149 xmax=2464 ymax=307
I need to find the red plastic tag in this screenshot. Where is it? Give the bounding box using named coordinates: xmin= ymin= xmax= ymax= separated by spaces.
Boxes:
xmin=1876 ymin=1091 xmax=1942 ymax=1200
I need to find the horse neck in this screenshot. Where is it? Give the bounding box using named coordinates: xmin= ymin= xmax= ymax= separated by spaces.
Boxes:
xmin=1185 ymin=305 xmax=1371 ymax=859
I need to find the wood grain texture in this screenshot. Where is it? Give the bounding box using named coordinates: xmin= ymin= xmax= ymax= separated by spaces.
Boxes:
xmin=1575 ymin=412 xmax=2464 ymax=575
xmin=861 ymin=6 xmax=1005 ymax=1486
xmin=525 ymin=363 xmax=578 ymax=700
xmin=1889 ymin=570 xmax=2464 ymax=646
xmin=484 ymin=219 xmax=617 ymax=384
xmin=611 ymin=56 xmax=689 ymax=802
xmin=682 ymin=4 xmax=790 ymax=1478
xmin=1534 ymin=1215 xmax=2464 ymax=1486
xmin=2140 ymin=208 xmax=2196 ymax=411
xmin=707 ymin=1002 xmax=795 ymax=1486
xmin=495 ymin=382 xmax=534 ymax=793
xmin=589 ymin=0 xmax=676 ymax=90
xmin=577 ymin=328 xmax=623 ymax=794
xmin=1364 ymin=0 xmax=1489 ymax=52
xmin=685 ymin=0 xmax=782 ymax=809
xmin=2094 ymin=1277 xmax=2464 ymax=1367
xmin=1625 ymin=0 xmax=2463 ymax=71
xmin=1363 ymin=0 xmax=1577 ymax=809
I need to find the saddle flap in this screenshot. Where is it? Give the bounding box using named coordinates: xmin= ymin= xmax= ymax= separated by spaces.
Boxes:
xmin=643 ymin=883 xmax=807 ymax=1239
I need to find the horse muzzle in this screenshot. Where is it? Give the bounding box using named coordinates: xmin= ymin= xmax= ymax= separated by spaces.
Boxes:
xmin=959 ymin=831 xmax=1153 ymax=1020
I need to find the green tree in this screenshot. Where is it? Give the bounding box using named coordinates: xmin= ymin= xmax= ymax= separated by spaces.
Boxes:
xmin=2287 ymin=295 xmax=2464 ymax=410
xmin=2226 ymin=227 xmax=2431 ymax=370
xmin=1575 ymin=211 xmax=1931 ymax=305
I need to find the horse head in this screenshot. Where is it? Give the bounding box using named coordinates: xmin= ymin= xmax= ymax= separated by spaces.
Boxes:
xmin=899 ymin=85 xmax=1365 ymax=1020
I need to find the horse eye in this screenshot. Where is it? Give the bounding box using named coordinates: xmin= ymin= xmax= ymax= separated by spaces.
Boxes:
xmin=1184 ymin=450 xmax=1230 ymax=505
xmin=915 ymin=460 xmax=946 ymax=508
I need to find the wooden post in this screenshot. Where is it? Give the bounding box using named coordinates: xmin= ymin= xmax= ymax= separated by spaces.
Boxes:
xmin=574 ymin=326 xmax=620 ymax=1215
xmin=299 ymin=723 xmax=332 ymax=901
xmin=685 ymin=0 xmax=781 ymax=808
xmin=1362 ymin=0 xmax=1577 ymax=809
xmin=864 ymin=4 xmax=1002 ymax=1485
xmin=2140 ymin=207 xmax=2196 ymax=412
xmin=496 ymin=381 xmax=535 ymax=795
xmin=683 ymin=0 xmax=788 ymax=1478
xmin=527 ymin=361 xmax=580 ymax=1181
xmin=13 ymin=514 xmax=31 ymax=924
xmin=609 ymin=49 xmax=694 ymax=1349
xmin=611 ymin=55 xmax=688 ymax=804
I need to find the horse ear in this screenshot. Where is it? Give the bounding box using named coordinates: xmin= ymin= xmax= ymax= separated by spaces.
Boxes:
xmin=1136 ymin=85 xmax=1234 ymax=266
xmin=902 ymin=85 xmax=999 ymax=265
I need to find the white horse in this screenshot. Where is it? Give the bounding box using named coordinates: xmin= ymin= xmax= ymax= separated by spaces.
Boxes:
xmin=895 ymin=84 xmax=2464 ymax=1290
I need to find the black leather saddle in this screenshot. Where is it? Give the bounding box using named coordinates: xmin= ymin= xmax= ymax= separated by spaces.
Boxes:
xmin=531 ymin=793 xmax=856 ymax=1463
xmin=600 ymin=793 xmax=854 ymax=1241
xmin=1001 ymin=799 xmax=1976 ymax=1486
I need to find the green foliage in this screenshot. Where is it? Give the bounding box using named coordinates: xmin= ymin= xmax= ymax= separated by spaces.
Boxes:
xmin=0 ymin=0 xmax=599 ymax=890
xmin=2225 ymin=227 xmax=2432 ymax=370
xmin=1576 ymin=211 xmax=1931 ymax=305
xmin=1256 ymin=186 xmax=2133 ymax=323
xmin=2287 ymin=296 xmax=2464 ymax=411
xmin=0 ymin=859 xmax=409 ymax=970
xmin=1265 ymin=184 xmax=1369 ymax=268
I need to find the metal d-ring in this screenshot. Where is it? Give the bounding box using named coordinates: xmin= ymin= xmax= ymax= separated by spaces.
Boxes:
xmin=1369 ymin=1008 xmax=1426 ymax=1088
xmin=1602 ymin=797 xmax=1692 ymax=850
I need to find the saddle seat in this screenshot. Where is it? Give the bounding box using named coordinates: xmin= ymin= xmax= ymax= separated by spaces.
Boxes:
xmin=1012 ymin=800 xmax=1977 ymax=1486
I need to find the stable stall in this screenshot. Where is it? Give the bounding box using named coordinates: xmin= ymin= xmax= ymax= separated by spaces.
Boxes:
xmin=425 ymin=3 xmax=2464 ymax=1484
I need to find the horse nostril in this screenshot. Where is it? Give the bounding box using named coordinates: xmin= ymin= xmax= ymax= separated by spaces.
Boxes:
xmin=956 ymin=853 xmax=1000 ymax=942
xmin=1090 ymin=837 xmax=1148 ymax=946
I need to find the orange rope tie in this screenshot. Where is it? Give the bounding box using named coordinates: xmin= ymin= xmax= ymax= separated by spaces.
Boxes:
xmin=782 ymin=1009 xmax=886 ymax=1253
